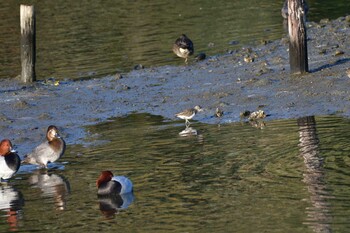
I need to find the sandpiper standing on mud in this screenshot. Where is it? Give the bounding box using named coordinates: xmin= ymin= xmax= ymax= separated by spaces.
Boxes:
xmin=176 ymin=106 xmax=202 ymax=127
xmin=173 ymin=34 xmax=194 ymax=64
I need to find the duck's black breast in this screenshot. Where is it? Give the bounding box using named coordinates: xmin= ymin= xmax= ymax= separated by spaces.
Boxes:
xmin=5 ymin=153 xmax=21 ymax=172
xmin=98 ymin=180 xmax=122 ymax=196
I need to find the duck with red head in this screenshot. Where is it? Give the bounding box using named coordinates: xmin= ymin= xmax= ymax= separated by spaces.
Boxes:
xmin=96 ymin=171 xmax=133 ymax=196
xmin=23 ymin=125 xmax=66 ymax=168
xmin=0 ymin=139 xmax=21 ymax=182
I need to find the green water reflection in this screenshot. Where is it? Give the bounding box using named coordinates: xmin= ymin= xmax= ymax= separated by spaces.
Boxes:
xmin=1 ymin=115 xmax=350 ymax=232
xmin=0 ymin=0 xmax=349 ymax=80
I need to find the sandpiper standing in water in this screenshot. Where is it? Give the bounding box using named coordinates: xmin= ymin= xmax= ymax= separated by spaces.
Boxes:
xmin=173 ymin=34 xmax=194 ymax=64
xmin=176 ymin=106 xmax=202 ymax=127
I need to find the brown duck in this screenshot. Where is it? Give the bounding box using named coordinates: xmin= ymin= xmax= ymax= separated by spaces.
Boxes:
xmin=173 ymin=34 xmax=194 ymax=64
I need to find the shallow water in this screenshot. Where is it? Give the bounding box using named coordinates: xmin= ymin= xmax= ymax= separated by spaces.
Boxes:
xmin=1 ymin=115 xmax=350 ymax=232
xmin=1 ymin=0 xmax=350 ymax=80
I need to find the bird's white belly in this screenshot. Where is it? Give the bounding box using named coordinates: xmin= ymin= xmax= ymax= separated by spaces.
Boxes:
xmin=0 ymin=157 xmax=15 ymax=179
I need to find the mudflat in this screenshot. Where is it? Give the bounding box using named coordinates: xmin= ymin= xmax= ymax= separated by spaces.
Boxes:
xmin=1 ymin=16 xmax=349 ymax=152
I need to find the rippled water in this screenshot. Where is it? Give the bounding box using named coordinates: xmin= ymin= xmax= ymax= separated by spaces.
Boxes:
xmin=1 ymin=115 xmax=350 ymax=232
xmin=1 ymin=0 xmax=350 ymax=80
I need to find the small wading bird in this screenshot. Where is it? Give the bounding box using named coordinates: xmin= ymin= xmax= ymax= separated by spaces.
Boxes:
xmin=215 ymin=108 xmax=224 ymax=118
xmin=173 ymin=34 xmax=194 ymax=64
xmin=23 ymin=125 xmax=66 ymax=168
xmin=175 ymin=105 xmax=202 ymax=127
xmin=0 ymin=139 xmax=21 ymax=182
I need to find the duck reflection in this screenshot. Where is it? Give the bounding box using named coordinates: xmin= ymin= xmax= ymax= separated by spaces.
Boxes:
xmin=98 ymin=192 xmax=134 ymax=218
xmin=0 ymin=185 xmax=24 ymax=231
xmin=28 ymin=170 xmax=70 ymax=211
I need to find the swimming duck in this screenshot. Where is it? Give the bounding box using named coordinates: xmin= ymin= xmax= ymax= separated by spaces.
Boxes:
xmin=96 ymin=171 xmax=133 ymax=196
xmin=175 ymin=105 xmax=202 ymax=126
xmin=0 ymin=139 xmax=21 ymax=182
xmin=23 ymin=125 xmax=66 ymax=168
xmin=173 ymin=34 xmax=194 ymax=64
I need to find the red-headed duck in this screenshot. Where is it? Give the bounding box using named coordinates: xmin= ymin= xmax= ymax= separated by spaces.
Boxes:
xmin=0 ymin=139 xmax=21 ymax=182
xmin=96 ymin=171 xmax=133 ymax=196
xmin=23 ymin=125 xmax=66 ymax=168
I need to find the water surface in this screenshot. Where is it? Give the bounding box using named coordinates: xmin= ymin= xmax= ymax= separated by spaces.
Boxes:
xmin=1 ymin=115 xmax=350 ymax=232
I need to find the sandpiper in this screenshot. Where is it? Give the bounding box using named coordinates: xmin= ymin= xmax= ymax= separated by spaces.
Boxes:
xmin=175 ymin=106 xmax=202 ymax=126
xmin=173 ymin=34 xmax=194 ymax=64
xmin=215 ymin=108 xmax=224 ymax=118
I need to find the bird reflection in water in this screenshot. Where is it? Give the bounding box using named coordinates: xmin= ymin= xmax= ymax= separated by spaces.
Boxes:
xmin=28 ymin=170 xmax=70 ymax=211
xmin=178 ymin=126 xmax=204 ymax=144
xmin=0 ymin=185 xmax=24 ymax=231
xmin=98 ymin=192 xmax=134 ymax=218
xmin=179 ymin=126 xmax=197 ymax=137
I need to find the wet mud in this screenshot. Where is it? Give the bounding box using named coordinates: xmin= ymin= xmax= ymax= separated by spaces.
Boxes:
xmin=1 ymin=16 xmax=350 ymax=153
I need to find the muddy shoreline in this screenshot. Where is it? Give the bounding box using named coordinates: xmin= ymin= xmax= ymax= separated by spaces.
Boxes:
xmin=1 ymin=16 xmax=350 ymax=153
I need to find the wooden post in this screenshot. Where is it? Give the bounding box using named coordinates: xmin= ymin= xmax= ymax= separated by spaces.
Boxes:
xmin=288 ymin=0 xmax=308 ymax=74
xmin=20 ymin=5 xmax=36 ymax=82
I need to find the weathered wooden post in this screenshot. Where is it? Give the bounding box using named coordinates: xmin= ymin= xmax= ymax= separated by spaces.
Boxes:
xmin=20 ymin=5 xmax=36 ymax=82
xmin=288 ymin=0 xmax=308 ymax=74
